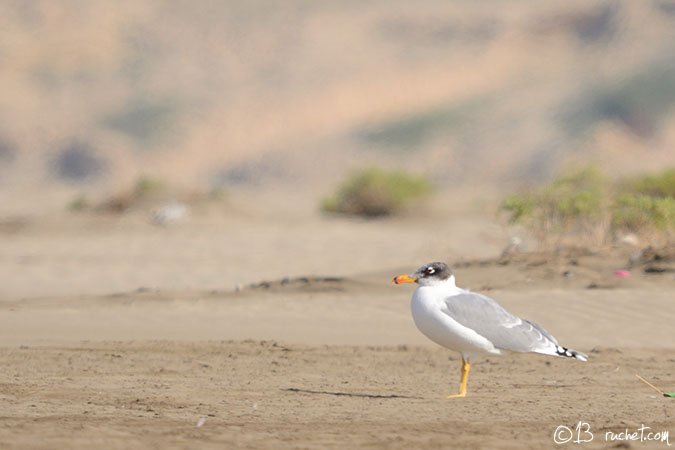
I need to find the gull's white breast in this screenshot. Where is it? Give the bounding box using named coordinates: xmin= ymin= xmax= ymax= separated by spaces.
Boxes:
xmin=410 ymin=283 xmax=500 ymax=356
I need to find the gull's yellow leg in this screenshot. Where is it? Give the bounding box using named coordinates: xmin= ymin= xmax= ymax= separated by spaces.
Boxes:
xmin=447 ymin=358 xmax=471 ymax=398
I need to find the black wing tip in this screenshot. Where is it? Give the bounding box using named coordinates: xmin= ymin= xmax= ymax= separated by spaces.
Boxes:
xmin=556 ymin=345 xmax=588 ymax=362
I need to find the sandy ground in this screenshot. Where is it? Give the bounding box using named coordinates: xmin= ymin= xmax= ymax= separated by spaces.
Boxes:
xmin=1 ymin=194 xmax=674 ymax=449
xmin=0 ymin=342 xmax=673 ymax=450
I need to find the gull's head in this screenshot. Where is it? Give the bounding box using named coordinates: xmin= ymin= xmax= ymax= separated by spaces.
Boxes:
xmin=392 ymin=262 xmax=455 ymax=287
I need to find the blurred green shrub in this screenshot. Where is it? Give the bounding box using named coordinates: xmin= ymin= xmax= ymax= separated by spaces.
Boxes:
xmin=133 ymin=175 xmax=167 ymax=199
xmin=501 ymin=166 xmax=608 ymax=245
xmin=322 ymin=168 xmax=432 ymax=217
xmin=612 ymin=194 xmax=675 ymax=234
xmin=501 ymin=194 xmax=534 ymax=225
xmin=501 ymin=166 xmax=675 ymax=247
xmin=619 ymin=168 xmax=675 ymax=198
xmin=612 ymin=169 xmax=675 ymax=240
xmin=95 ymin=175 xmax=169 ymax=213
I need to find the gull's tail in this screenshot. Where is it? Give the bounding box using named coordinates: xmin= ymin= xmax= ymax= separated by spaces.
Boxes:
xmin=555 ymin=345 xmax=588 ymax=362
xmin=524 ymin=319 xmax=588 ymax=362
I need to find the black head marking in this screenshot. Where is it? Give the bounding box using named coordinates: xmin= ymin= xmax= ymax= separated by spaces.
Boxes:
xmin=415 ymin=262 xmax=453 ymax=281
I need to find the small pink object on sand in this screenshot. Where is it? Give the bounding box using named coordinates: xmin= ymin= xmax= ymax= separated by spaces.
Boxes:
xmin=613 ymin=269 xmax=631 ymax=278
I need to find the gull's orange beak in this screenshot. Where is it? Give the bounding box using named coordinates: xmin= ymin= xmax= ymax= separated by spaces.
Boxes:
xmin=392 ymin=274 xmax=417 ymax=284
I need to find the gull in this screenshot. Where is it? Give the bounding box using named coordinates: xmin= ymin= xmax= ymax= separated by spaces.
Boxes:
xmin=393 ymin=262 xmax=587 ymax=398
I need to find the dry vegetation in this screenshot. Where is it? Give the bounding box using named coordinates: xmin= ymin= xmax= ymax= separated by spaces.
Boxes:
xmin=321 ymin=168 xmax=432 ymax=217
xmin=501 ymin=167 xmax=675 ymax=248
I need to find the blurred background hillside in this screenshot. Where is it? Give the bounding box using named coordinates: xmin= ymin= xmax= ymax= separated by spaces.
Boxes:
xmin=1 ymin=0 xmax=675 ymax=298
xmin=1 ymin=0 xmax=674 ymax=215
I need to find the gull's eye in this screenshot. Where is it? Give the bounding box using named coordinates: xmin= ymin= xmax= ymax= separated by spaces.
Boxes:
xmin=426 ymin=267 xmax=435 ymax=275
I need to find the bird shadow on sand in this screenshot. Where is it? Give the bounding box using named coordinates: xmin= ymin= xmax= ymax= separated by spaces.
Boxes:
xmin=283 ymin=387 xmax=421 ymax=399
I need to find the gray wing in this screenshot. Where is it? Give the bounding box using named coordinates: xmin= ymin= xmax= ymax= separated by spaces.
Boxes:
xmin=441 ymin=292 xmax=558 ymax=354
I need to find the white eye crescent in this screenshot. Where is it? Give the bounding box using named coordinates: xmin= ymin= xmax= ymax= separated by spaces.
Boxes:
xmin=427 ymin=268 xmax=435 ymax=274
